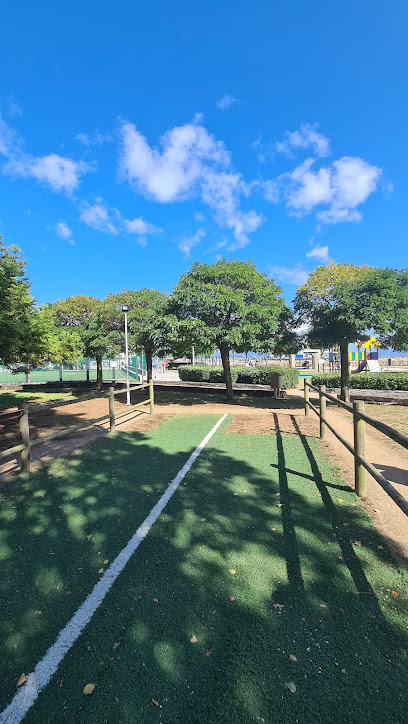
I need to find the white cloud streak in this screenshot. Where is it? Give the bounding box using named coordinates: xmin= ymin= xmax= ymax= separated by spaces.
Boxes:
xmin=276 ymin=123 xmax=330 ymax=158
xmin=306 ymin=244 xmax=330 ymax=263
xmin=80 ymin=200 xmax=119 ymax=234
xmin=56 ymin=221 xmax=74 ymax=244
xmin=75 ymin=130 xmax=111 ymax=146
xmin=178 ymin=228 xmax=206 ymax=257
xmin=216 ymin=94 xmax=240 ymax=110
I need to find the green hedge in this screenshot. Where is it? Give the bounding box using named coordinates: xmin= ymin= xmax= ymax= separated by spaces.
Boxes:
xmin=310 ymin=372 xmax=408 ymax=391
xmin=178 ymin=364 xmax=299 ymax=388
xmin=236 ymin=365 xmax=299 ymax=389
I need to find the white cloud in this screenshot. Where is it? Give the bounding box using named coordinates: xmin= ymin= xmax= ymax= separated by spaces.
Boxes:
xmin=216 ymin=94 xmax=240 ymax=110
xmin=6 ymin=97 xmax=23 ymax=117
xmin=276 ymin=123 xmax=330 ymax=158
xmin=119 ymin=117 xmax=262 ymax=246
xmin=56 ymin=221 xmax=74 ymax=244
xmin=123 ymin=217 xmax=162 ymax=235
xmin=80 ymin=200 xmax=119 ymax=234
xmin=0 ymin=113 xmax=93 ymax=194
xmin=267 ymin=264 xmax=308 ymax=286
xmin=178 ymin=228 xmax=206 ymax=257
xmin=5 ymin=153 xmax=92 ymax=194
xmin=0 ymin=113 xmax=18 ymax=156
xmin=268 ymin=155 xmax=382 ymax=224
xmin=306 ymin=244 xmax=330 ymax=263
xmin=76 ymin=130 xmax=111 ymax=146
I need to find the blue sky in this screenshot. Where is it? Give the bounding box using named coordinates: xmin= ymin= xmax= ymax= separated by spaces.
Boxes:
xmin=0 ymin=1 xmax=406 ymax=306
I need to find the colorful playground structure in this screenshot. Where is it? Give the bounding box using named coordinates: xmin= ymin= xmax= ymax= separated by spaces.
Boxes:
xmin=327 ymin=337 xmax=382 ymax=373
xmin=350 ymin=336 xmax=381 ymax=373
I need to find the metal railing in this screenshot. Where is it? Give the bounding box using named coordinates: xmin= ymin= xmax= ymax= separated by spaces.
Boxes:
xmin=0 ymin=379 xmax=154 ymax=474
xmin=304 ymin=379 xmax=408 ymax=517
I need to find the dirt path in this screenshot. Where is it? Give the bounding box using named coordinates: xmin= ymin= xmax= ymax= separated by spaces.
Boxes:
xmin=289 ymin=390 xmax=408 ymax=564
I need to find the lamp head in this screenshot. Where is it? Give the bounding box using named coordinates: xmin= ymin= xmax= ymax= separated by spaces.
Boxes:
xmin=122 ymin=305 xmax=129 ymax=313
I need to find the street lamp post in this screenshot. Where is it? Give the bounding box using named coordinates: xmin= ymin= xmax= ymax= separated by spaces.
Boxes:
xmin=122 ymin=305 xmax=131 ymax=405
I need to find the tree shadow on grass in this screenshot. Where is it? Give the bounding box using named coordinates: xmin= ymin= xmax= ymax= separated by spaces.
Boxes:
xmin=154 ymin=388 xmax=304 ymax=410
xmin=0 ymin=415 xmax=407 ymax=723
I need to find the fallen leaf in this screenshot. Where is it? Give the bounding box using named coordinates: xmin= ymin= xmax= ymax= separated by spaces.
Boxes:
xmin=151 ymin=699 xmax=159 ymax=708
xmin=190 ymin=635 xmax=198 ymax=644
xmin=377 ymin=545 xmax=384 ymax=550
xmin=341 ymin=668 xmax=346 ymax=674
xmin=353 ymin=541 xmax=362 ymax=547
xmin=391 ymin=591 xmax=399 ymax=598
xmin=273 ymin=603 xmax=284 ymax=610
xmin=112 ymin=642 xmax=120 ymax=649
xmin=16 ymin=674 xmax=27 ymax=687
xmin=338 ymin=556 xmax=343 ymax=561
xmin=206 ymin=650 xmax=212 ymax=657
xmin=153 ymin=598 xmax=158 ymax=603
xmin=285 ymin=681 xmax=297 ymax=693
xmin=228 ymin=569 xmax=236 ymax=575
xmin=228 ymin=596 xmax=236 ymax=602
xmin=97 ymin=568 xmax=104 ymax=574
xmin=103 ymin=559 xmax=108 ymax=565
xmin=83 ymin=683 xmax=95 ymax=695
xmin=289 ymin=654 xmax=297 ymax=662
xmin=337 ymin=498 xmax=344 ymax=503
xmin=200 ymin=518 xmax=206 ymax=522
xmin=33 ymin=610 xmax=42 ymax=615
xmin=319 ymin=603 xmax=327 ymax=609
xmin=86 ymin=535 xmax=92 ymax=540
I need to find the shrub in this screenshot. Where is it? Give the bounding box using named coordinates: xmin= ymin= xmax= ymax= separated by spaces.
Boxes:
xmin=237 ymin=365 xmax=299 ymax=389
xmin=208 ymin=367 xmax=240 ymax=383
xmin=178 ymin=365 xmax=211 ymax=382
xmin=310 ymin=372 xmax=408 ymax=391
xmin=178 ymin=363 xmax=299 ymax=388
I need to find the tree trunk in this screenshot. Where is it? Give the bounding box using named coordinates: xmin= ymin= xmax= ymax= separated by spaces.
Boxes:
xmin=340 ymin=341 xmax=350 ymax=402
xmin=146 ymin=349 xmax=153 ymax=382
xmin=220 ymin=345 xmax=233 ymax=402
xmin=96 ymin=354 xmax=103 ymax=391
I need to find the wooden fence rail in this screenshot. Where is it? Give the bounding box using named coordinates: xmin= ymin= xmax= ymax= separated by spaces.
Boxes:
xmin=303 ymin=379 xmax=408 ymax=517
xmin=0 ymin=381 xmax=154 ymax=474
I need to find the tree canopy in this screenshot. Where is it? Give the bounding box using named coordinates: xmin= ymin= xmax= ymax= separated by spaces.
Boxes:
xmin=171 ymin=259 xmax=287 ymax=400
xmin=295 ymin=263 xmax=408 ymax=400
xmin=0 ymin=237 xmax=49 ymax=368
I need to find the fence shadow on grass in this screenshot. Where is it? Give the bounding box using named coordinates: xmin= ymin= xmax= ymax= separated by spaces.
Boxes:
xmin=0 ymin=417 xmax=407 ymax=723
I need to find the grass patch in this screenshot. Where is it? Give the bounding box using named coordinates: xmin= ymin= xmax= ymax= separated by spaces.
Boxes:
xmin=1 ymin=414 xmax=407 ymax=722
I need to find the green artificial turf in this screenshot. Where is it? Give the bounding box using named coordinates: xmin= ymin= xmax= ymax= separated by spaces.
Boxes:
xmin=0 ymin=414 xmax=407 ymax=723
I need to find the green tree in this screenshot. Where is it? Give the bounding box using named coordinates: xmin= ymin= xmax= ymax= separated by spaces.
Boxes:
xmin=0 ymin=237 xmax=49 ymax=368
xmin=294 ymin=263 xmax=408 ymax=401
xmin=171 ymin=259 xmax=286 ymax=401
xmin=51 ymin=295 xmax=122 ymax=388
xmin=107 ymin=289 xmax=173 ymax=381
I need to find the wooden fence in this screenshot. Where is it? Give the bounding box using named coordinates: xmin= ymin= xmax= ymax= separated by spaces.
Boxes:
xmin=304 ymin=379 xmax=408 ymax=516
xmin=0 ymin=380 xmax=154 ymax=474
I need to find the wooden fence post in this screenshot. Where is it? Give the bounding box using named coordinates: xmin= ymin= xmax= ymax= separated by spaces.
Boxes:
xmin=353 ymin=400 xmax=366 ymax=497
xmin=319 ymin=384 xmax=326 ymax=439
xmin=304 ymin=378 xmax=309 ymax=416
xmin=109 ymin=386 xmax=115 ymax=433
xmin=149 ymin=378 xmax=154 ymax=414
xmin=19 ymin=404 xmax=31 ymax=472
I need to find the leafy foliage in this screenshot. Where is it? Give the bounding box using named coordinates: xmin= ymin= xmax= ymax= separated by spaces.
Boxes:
xmin=172 ymin=259 xmax=287 ymax=400
xmin=295 ymin=263 xmax=408 ymax=400
xmin=0 ymin=238 xmax=50 ymax=368
xmin=310 ymin=372 xmax=408 ymax=391
xmin=179 ymin=364 xmax=298 ymax=388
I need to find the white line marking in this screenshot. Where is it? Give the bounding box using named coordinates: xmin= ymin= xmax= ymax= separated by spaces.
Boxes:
xmin=0 ymin=414 xmax=227 ymax=724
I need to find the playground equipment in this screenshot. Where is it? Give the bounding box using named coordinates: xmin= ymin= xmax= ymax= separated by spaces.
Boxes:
xmin=351 ymin=337 xmax=381 ymax=373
